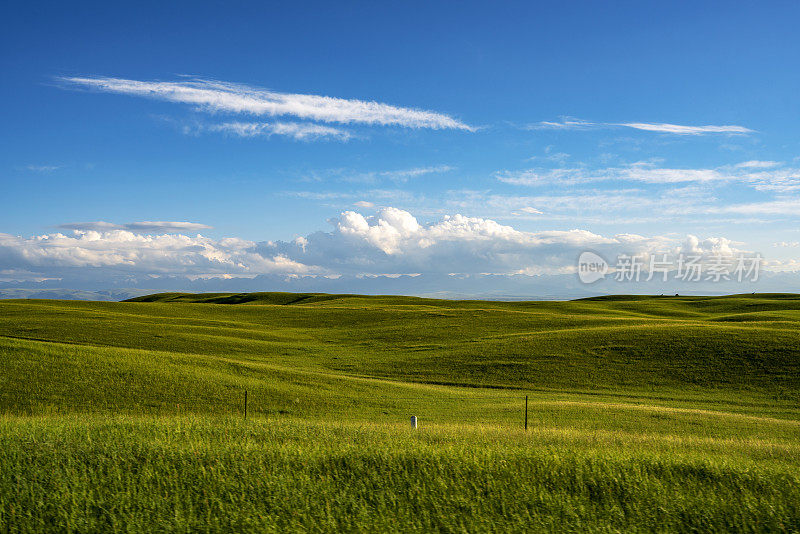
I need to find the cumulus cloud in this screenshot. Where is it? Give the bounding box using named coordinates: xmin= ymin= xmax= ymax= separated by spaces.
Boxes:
xmin=677 ymin=235 xmax=739 ymax=257
xmin=59 ymin=76 xmax=473 ymax=130
xmin=58 ymin=221 xmax=212 ymax=233
xmin=261 ymin=207 xmax=674 ymax=276
xmin=0 ymin=230 xmax=311 ymax=280
xmin=1 ymin=209 xmax=757 ymax=283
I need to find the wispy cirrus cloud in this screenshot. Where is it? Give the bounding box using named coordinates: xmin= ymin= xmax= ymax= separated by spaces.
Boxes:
xmin=707 ymin=199 xmax=800 ymax=215
xmin=619 ymin=122 xmax=753 ymax=134
xmin=59 ymin=76 xmax=474 ymax=131
xmin=496 ymin=161 xmax=799 ymax=190
xmin=58 ymin=221 xmax=212 ymax=233
xmin=496 ymin=163 xmax=725 ymax=186
xmin=734 ymin=160 xmax=780 ymax=169
xmin=306 ymin=165 xmax=455 ymax=185
xmin=19 ymin=164 xmax=61 ymax=172
xmin=378 ymin=165 xmax=455 ymax=183
xmin=531 ymin=118 xmax=753 ymax=135
xmin=205 ymin=121 xmax=352 ymax=141
xmin=514 ymin=206 xmax=544 ymax=216
xmin=532 ymin=119 xmax=596 ymax=131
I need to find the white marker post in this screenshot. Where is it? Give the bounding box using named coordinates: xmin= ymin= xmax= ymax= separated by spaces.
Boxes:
xmin=410 ymin=415 xmax=418 ymax=429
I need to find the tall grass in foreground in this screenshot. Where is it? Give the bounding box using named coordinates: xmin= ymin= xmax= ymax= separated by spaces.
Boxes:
xmin=2 ymin=295 xmax=800 ymax=531
xmin=1 ymin=415 xmax=798 ymax=533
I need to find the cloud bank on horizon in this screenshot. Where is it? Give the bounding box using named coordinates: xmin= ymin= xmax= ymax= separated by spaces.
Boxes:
xmin=0 ymin=208 xmax=761 ymax=287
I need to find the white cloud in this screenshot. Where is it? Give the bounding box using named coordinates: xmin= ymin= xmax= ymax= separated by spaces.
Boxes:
xmin=496 ymin=161 xmax=800 ymax=191
xmin=735 ymin=160 xmax=781 ymax=169
xmin=3 ymin=209 xmax=721 ymax=281
xmin=287 ymin=186 xmax=719 ymax=225
xmin=619 ymin=122 xmax=753 ymax=135
xmin=518 ymin=206 xmax=543 ymax=215
xmin=495 ymin=168 xmax=583 ymax=186
xmin=354 ymin=201 xmax=375 ymax=208
xmin=60 ymin=76 xmax=473 ymax=130
xmin=737 ymin=168 xmax=800 ymax=193
xmin=614 ymin=165 xmax=725 ymax=183
xmin=708 ymin=199 xmax=800 ymax=215
xmin=378 ymin=165 xmax=454 ymax=182
xmin=312 ymin=165 xmax=455 ymax=185
xmin=496 ymin=163 xmax=727 ymax=186
xmin=545 ymin=152 xmax=570 ymax=163
xmin=262 ymin=207 xmax=677 ymax=276
xmin=678 ymin=235 xmax=739 ymax=257
xmin=205 ymin=121 xmax=352 ymax=141
xmin=766 ymin=258 xmax=800 ymax=272
xmin=59 ymin=221 xmax=212 ymax=233
xmin=531 ymin=118 xmax=752 ymax=135
xmin=21 ymin=164 xmax=61 ymax=172
xmin=0 ymin=229 xmax=312 ymax=279
xmin=530 ymin=119 xmax=595 ymax=130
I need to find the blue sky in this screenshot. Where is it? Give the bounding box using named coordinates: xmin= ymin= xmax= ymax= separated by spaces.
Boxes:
xmin=2 ymin=1 xmax=800 ymax=294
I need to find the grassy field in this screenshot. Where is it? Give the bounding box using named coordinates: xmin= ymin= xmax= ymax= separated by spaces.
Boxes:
xmin=1 ymin=292 xmax=799 ymax=531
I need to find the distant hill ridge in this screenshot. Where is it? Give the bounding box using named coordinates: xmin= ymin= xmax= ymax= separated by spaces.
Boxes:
xmin=126 ymin=290 xmax=800 ymax=306
xmin=125 ymin=291 xmax=356 ymax=305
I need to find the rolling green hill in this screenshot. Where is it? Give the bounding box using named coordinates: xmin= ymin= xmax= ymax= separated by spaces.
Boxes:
xmin=2 ymin=292 xmax=799 ymax=414
xmin=1 ymin=293 xmax=799 ymax=531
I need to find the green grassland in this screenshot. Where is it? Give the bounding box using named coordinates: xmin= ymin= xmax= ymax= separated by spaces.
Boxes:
xmin=1 ymin=293 xmax=799 ymax=532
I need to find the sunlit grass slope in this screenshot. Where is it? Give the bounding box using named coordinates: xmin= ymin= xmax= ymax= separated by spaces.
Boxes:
xmin=1 ymin=293 xmax=799 ymax=532
xmin=2 ymin=292 xmax=799 ymax=413
xmin=2 ymin=416 xmax=798 ymax=533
